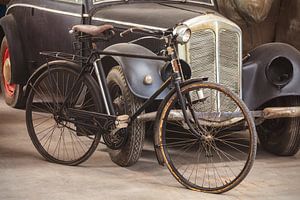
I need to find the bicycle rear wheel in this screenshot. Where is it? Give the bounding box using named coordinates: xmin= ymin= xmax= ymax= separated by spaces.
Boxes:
xmin=156 ymin=81 xmax=257 ymax=193
xmin=26 ymin=63 xmax=102 ymax=165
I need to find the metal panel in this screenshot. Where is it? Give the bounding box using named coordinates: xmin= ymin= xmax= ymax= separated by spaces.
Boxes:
xmin=219 ymin=29 xmax=240 ymax=94
xmin=189 ymin=29 xmax=216 ymax=82
xmin=189 ymin=29 xmax=217 ymax=112
xmin=185 ymin=17 xmax=242 ymax=112
xmin=219 ymin=29 xmax=240 ymax=111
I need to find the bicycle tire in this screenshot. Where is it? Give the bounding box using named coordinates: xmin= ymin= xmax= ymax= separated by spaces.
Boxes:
xmin=155 ymin=81 xmax=257 ymax=193
xmin=26 ymin=63 xmax=102 ymax=165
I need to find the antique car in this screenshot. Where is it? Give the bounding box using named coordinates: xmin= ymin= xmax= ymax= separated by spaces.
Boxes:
xmin=0 ymin=0 xmax=300 ymax=165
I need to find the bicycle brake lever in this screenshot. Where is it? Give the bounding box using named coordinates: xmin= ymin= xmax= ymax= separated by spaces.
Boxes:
xmin=103 ymin=29 xmax=116 ymax=39
xmin=69 ymin=29 xmax=75 ymax=35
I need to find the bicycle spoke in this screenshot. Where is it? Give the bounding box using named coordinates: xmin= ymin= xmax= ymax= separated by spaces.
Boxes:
xmin=159 ymin=82 xmax=256 ymax=193
xmin=26 ymin=67 xmax=101 ymax=165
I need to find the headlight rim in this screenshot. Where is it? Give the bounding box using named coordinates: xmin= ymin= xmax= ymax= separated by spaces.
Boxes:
xmin=173 ymin=24 xmax=191 ymax=44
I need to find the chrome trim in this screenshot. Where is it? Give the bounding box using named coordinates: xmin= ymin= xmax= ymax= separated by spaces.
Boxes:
xmin=182 ymin=14 xmax=243 ymax=98
xmin=92 ymin=17 xmax=168 ymax=31
xmin=93 ymin=0 xmax=123 ymax=5
xmin=215 ymin=22 xmax=220 ymax=111
xmin=187 ymin=0 xmax=214 ymax=6
xmin=6 ymin=3 xmax=82 ymax=17
xmin=93 ymin=59 xmax=111 ymax=115
xmin=184 ymin=14 xmax=241 ymax=30
xmin=93 ymin=0 xmax=214 ymax=6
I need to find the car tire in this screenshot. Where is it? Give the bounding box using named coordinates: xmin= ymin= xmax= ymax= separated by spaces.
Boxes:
xmin=257 ymin=96 xmax=300 ymax=156
xmin=0 ymin=37 xmax=25 ymax=108
xmin=107 ymin=66 xmax=145 ymax=167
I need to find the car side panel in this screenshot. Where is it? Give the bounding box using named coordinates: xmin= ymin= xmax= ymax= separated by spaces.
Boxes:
xmin=6 ymin=0 xmax=82 ymax=82
xmin=0 ymin=14 xmax=27 ymax=84
xmin=243 ymin=43 xmax=300 ymax=110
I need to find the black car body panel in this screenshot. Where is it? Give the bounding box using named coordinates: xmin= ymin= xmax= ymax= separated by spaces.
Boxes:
xmin=243 ymin=43 xmax=300 ymax=110
xmin=0 ymin=14 xmax=26 ymax=84
xmin=93 ymin=3 xmax=210 ymax=29
xmin=102 ymin=43 xmax=169 ymax=99
xmin=1 ymin=0 xmax=300 ymax=109
xmin=4 ymin=0 xmax=82 ymax=82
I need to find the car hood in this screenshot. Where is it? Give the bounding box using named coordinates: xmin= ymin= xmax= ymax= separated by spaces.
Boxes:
xmin=93 ymin=2 xmax=216 ymax=29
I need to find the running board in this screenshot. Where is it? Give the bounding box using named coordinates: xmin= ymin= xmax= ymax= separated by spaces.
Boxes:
xmin=137 ymin=110 xmax=245 ymax=127
xmin=137 ymin=106 xmax=300 ymax=122
xmin=260 ymin=106 xmax=300 ymax=119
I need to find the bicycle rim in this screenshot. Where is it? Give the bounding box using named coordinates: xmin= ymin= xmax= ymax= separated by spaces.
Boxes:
xmin=26 ymin=66 xmax=102 ymax=165
xmin=158 ymin=82 xmax=257 ymax=193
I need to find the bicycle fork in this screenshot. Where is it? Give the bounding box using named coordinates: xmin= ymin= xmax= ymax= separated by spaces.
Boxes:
xmin=168 ymin=47 xmax=203 ymax=139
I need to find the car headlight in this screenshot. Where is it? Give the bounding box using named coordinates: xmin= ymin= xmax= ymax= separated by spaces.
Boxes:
xmin=173 ymin=25 xmax=191 ymax=44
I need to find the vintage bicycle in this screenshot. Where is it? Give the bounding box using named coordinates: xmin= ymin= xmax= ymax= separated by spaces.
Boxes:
xmin=24 ymin=24 xmax=257 ymax=193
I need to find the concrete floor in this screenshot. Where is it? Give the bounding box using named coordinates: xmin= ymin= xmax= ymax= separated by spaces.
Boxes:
xmin=0 ymin=98 xmax=300 ymax=200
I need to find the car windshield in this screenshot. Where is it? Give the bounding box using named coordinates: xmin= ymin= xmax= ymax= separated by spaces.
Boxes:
xmin=93 ymin=0 xmax=215 ymax=7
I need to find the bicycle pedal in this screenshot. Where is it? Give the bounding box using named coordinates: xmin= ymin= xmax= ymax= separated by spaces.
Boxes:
xmin=116 ymin=115 xmax=129 ymax=122
xmin=115 ymin=115 xmax=129 ymax=129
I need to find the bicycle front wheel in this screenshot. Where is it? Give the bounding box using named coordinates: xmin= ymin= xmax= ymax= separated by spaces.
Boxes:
xmin=26 ymin=63 xmax=102 ymax=165
xmin=156 ymin=81 xmax=257 ymax=193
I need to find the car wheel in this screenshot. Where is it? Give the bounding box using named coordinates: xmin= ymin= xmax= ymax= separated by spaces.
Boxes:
xmin=0 ymin=37 xmax=25 ymax=108
xmin=107 ymin=66 xmax=145 ymax=167
xmin=257 ymin=97 xmax=300 ymax=156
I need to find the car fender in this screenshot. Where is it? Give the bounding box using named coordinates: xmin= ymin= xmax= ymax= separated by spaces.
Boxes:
xmin=243 ymin=43 xmax=300 ymax=110
xmin=101 ymin=43 xmax=169 ymax=99
xmin=0 ymin=14 xmax=27 ymax=84
xmin=24 ymin=60 xmax=81 ymax=98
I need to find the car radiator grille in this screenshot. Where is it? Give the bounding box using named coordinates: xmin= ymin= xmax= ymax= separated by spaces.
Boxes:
xmin=188 ymin=29 xmax=240 ymax=112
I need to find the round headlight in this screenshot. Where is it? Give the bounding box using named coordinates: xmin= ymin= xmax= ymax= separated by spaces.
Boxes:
xmin=173 ymin=25 xmax=191 ymax=44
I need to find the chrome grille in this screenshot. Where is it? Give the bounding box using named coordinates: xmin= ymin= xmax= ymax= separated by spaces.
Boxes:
xmin=189 ymin=30 xmax=216 ymax=82
xmin=219 ymin=29 xmax=240 ymax=94
xmin=189 ymin=30 xmax=217 ymax=112
xmin=219 ymin=29 xmax=240 ymax=111
xmin=187 ymin=27 xmax=241 ymax=112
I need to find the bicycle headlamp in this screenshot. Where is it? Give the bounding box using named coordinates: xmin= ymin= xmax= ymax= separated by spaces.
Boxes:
xmin=173 ymin=25 xmax=191 ymax=44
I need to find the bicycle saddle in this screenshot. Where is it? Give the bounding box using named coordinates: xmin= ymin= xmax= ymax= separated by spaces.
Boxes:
xmin=71 ymin=24 xmax=114 ymax=36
